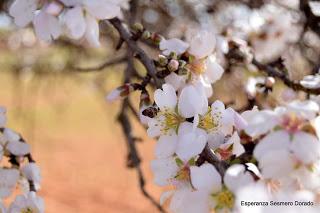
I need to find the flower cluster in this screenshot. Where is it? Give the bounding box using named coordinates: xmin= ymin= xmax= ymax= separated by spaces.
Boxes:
xmin=9 ymin=0 xmax=127 ymax=46
xmin=0 ymin=106 xmax=43 ymax=213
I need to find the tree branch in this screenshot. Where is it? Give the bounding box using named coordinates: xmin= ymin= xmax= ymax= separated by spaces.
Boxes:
xmin=108 ymin=18 xmax=161 ymax=88
xmin=252 ymin=58 xmax=320 ymax=95
xmin=72 ymin=57 xmax=126 ymax=72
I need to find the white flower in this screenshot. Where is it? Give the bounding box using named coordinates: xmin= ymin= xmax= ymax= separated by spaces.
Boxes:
xmin=62 ymin=0 xmax=121 ymax=46
xmin=8 ymin=192 xmax=44 ymax=213
xmin=159 ymin=38 xmax=189 ymax=56
xmin=0 ymin=107 xmax=6 ymax=128
xmin=147 ymin=84 xmax=208 ymax=138
xmin=9 ymin=0 xmax=38 ymax=27
xmin=0 ymin=168 xmax=19 ymax=198
xmin=0 ymin=128 xmax=30 ymax=156
xmin=184 ymin=163 xmax=255 ymax=212
xmin=21 ymin=163 xmax=41 ymax=190
xmin=254 ymin=130 xmax=320 ymax=179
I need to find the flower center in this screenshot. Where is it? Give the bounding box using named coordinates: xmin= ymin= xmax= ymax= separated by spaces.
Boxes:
xmin=280 ymin=113 xmax=305 ymax=133
xmin=175 ymin=165 xmax=190 ymax=181
xmin=187 ymin=58 xmax=206 ymax=75
xmin=213 ymin=188 xmax=234 ymax=210
xmin=198 ymin=108 xmax=220 ymax=132
xmin=20 ymin=207 xmax=36 ymax=213
xmin=159 ymin=109 xmax=184 ymax=134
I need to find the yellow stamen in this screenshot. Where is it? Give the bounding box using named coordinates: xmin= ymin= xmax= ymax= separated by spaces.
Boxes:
xmin=198 ymin=107 xmax=221 ymax=132
xmin=213 ymin=188 xmax=234 ymax=210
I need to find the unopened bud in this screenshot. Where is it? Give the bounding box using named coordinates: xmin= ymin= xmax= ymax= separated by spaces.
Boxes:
xmin=179 ymin=60 xmax=187 ymax=68
xmin=106 ymin=83 xmax=139 ymax=102
xmin=158 ymin=55 xmax=168 ymax=66
xmin=168 ymin=59 xmax=179 ymax=72
xmin=151 ymin=33 xmax=164 ymax=45
xmin=142 ymin=30 xmax=151 ymax=40
xmin=265 ymin=77 xmax=275 ymax=88
xmin=132 ymin=23 xmax=144 ymax=32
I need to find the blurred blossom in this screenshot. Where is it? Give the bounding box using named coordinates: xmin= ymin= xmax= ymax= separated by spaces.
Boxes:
xmin=143 ymin=9 xmax=159 ymax=24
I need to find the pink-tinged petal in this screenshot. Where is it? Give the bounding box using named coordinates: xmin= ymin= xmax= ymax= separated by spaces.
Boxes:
xmin=254 ymin=130 xmax=290 ymax=160
xmin=291 ymin=132 xmax=320 ymax=164
xmin=147 ymin=118 xmax=162 ymax=138
xmin=84 ymin=14 xmax=100 ymax=47
xmin=190 ymin=163 xmax=222 ymax=193
xmin=154 ymin=84 xmax=177 ymax=111
xmin=63 ymin=6 xmax=86 ymax=39
xmin=155 ymin=135 xmax=178 ymax=158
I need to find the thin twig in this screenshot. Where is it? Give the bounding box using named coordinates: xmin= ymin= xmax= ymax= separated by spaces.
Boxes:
xmin=108 ymin=18 xmax=161 ymax=88
xmin=252 ymin=58 xmax=320 ymax=95
xmin=72 ymin=57 xmax=126 ymax=72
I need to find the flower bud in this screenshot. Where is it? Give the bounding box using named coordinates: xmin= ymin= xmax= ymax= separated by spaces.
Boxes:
xmin=142 ymin=30 xmax=151 ymax=40
xmin=265 ymin=77 xmax=275 ymax=88
xmin=168 ymin=59 xmax=179 ymax=72
xmin=151 ymin=33 xmax=164 ymax=45
xmin=158 ymin=55 xmax=168 ymax=66
xmin=132 ymin=23 xmax=144 ymax=32
xmin=106 ymin=83 xmax=140 ymax=102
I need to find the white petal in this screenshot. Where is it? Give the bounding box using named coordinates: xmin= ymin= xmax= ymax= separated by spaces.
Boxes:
xmin=7 ymin=140 xmax=30 ymax=156
xmin=84 ymin=14 xmax=100 ymax=47
xmin=159 ymin=38 xmax=189 ymax=56
xmin=228 ymin=132 xmax=245 ymax=157
xmin=253 ymin=130 xmax=290 ymax=160
xmin=9 ymin=0 xmax=37 ymax=27
xmin=63 ymin=6 xmax=86 ymax=39
xmin=242 ymin=108 xmax=279 ymax=137
xmin=176 ymin=128 xmax=207 ymax=161
xmin=154 ymin=84 xmax=177 ymax=111
xmin=188 ymin=30 xmax=216 ymax=59
xmin=178 ymin=85 xmax=208 ymax=118
xmin=21 ymin=163 xmax=41 ymax=184
xmin=170 ymin=188 xmax=210 ymax=213
xmin=291 ymin=132 xmax=320 ymax=164
xmin=205 ymin=56 xmax=224 ymax=83
xmin=259 ymin=149 xmax=294 ymax=179
xmin=0 ymin=168 xmax=19 ymax=198
xmin=224 ymin=164 xmax=254 ymax=193
xmin=150 ymin=158 xmax=178 ymax=186
xmin=84 ymin=0 xmax=121 ymax=20
xmin=190 ymin=163 xmax=222 ymax=193
xmin=3 ymin=128 xmax=20 ymax=142
xmin=164 ymin=72 xmax=186 ymax=91
xmin=147 ymin=118 xmax=162 ymax=138
xmin=155 ymin=135 xmax=178 ymax=158
xmin=33 ymin=11 xmax=61 ymax=42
